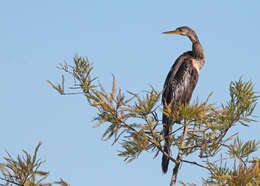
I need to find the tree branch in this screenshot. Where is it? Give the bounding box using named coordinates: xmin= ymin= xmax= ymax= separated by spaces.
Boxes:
xmin=0 ymin=177 xmax=19 ymax=185
xmin=182 ymin=159 xmax=210 ymax=170
xmin=170 ymin=121 xmax=189 ymax=186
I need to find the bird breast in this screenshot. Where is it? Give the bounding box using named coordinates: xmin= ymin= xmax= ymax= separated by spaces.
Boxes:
xmin=191 ymin=59 xmax=203 ymax=74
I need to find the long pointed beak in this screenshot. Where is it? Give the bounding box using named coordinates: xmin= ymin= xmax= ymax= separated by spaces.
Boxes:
xmin=162 ymin=30 xmax=181 ymax=35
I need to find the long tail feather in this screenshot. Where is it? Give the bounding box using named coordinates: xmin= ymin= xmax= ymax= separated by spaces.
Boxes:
xmin=161 ymin=114 xmax=172 ymax=173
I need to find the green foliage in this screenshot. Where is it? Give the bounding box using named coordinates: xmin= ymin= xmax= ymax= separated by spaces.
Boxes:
xmin=204 ymin=158 xmax=260 ymax=185
xmin=48 ymin=55 xmax=259 ymax=185
xmin=0 ymin=143 xmax=69 ymax=186
xmin=228 ymin=137 xmax=259 ymax=159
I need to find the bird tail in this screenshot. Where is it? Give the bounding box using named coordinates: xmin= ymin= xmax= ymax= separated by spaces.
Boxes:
xmin=162 ymin=144 xmax=170 ymax=173
xmin=162 ymin=114 xmax=172 ymax=173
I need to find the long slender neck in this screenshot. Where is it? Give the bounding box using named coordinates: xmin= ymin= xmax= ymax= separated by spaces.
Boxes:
xmin=187 ymin=33 xmax=205 ymax=60
xmin=187 ymin=32 xmax=205 ymax=70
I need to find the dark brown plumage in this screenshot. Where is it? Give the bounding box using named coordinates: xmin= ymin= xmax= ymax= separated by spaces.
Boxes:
xmin=161 ymin=26 xmax=205 ymax=173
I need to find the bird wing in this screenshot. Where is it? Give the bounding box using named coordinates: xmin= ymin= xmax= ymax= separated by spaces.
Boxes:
xmin=162 ymin=57 xmax=199 ymax=123
xmin=162 ymin=52 xmax=196 ymax=105
xmin=173 ymin=58 xmax=199 ymax=104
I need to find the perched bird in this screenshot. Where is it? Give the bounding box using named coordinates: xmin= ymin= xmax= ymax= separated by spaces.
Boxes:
xmin=161 ymin=26 xmax=205 ymax=173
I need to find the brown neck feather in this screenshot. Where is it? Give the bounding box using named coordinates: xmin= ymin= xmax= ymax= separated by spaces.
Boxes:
xmin=187 ymin=31 xmax=205 ymax=60
xmin=188 ymin=31 xmax=205 ymax=70
xmin=192 ymin=41 xmax=204 ymax=60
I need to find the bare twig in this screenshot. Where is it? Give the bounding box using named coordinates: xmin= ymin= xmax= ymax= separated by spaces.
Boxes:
xmin=171 ymin=126 xmax=184 ymax=134
xmin=182 ymin=159 xmax=210 ymax=170
xmin=62 ymin=92 xmax=84 ymax=95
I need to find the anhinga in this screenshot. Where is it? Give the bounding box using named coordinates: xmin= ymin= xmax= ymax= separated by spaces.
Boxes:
xmin=161 ymin=26 xmax=205 ymax=173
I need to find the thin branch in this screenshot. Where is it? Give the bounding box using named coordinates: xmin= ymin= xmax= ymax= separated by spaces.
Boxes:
xmin=0 ymin=177 xmax=19 ymax=185
xmin=62 ymin=92 xmax=84 ymax=95
xmin=182 ymin=159 xmax=210 ymax=170
xmin=171 ymin=126 xmax=184 ymax=135
xmin=170 ymin=120 xmax=189 ymax=186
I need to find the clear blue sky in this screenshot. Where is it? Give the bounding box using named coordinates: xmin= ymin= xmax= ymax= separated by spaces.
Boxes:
xmin=1 ymin=1 xmax=260 ymax=185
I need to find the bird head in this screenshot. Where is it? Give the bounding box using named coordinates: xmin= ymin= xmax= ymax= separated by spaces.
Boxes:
xmin=162 ymin=26 xmax=194 ymax=36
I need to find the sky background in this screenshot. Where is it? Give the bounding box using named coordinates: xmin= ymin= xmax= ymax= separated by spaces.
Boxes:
xmin=1 ymin=1 xmax=260 ymax=185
